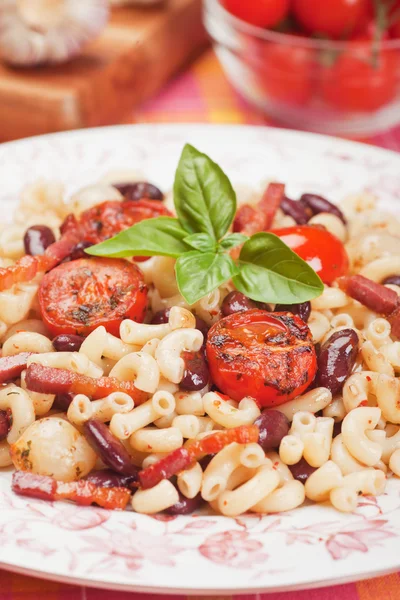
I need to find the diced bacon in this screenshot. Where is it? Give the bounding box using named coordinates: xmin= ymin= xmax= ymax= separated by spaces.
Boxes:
xmin=0 ymin=233 xmax=80 ymax=293
xmin=389 ymin=305 xmax=400 ymax=339
xmin=138 ymin=448 xmax=191 ymax=490
xmin=25 ymin=363 xmax=149 ymax=404
xmin=138 ymin=425 xmax=259 ymax=490
xmin=12 ymin=471 xmax=56 ymax=501
xmin=0 ymin=352 xmax=32 ymax=383
xmin=233 ymin=183 xmax=285 ymax=236
xmin=56 ymin=480 xmax=131 ymax=510
xmin=12 ymin=471 xmax=131 ymax=510
xmin=338 ymin=274 xmax=400 ymax=340
xmin=187 ymin=424 xmax=259 ymax=459
xmin=338 ymin=275 xmax=399 ymax=316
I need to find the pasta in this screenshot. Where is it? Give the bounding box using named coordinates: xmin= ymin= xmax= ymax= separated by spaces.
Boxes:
xmin=3 ymin=165 xmax=400 ymax=519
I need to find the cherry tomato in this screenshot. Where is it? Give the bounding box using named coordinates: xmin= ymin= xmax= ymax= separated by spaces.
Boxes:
xmin=390 ymin=19 xmax=400 ymax=38
xmin=389 ymin=2 xmax=400 ymax=38
xmin=206 ymin=309 xmax=317 ymax=408
xmin=39 ymin=258 xmax=148 ymax=337
xmin=272 ymin=225 xmax=349 ymax=284
xmin=260 ymin=43 xmax=315 ymax=106
xmin=320 ymin=46 xmax=397 ymax=112
xmin=293 ymin=0 xmax=370 ymax=38
xmin=77 ymin=199 xmax=171 ymax=245
xmin=222 ymin=0 xmax=289 ymax=28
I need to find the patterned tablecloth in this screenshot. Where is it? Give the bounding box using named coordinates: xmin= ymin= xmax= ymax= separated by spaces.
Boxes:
xmin=3 ymin=48 xmax=400 ymax=599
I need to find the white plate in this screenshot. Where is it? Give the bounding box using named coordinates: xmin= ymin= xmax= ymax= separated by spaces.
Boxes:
xmin=1 ymin=124 xmax=400 ymax=595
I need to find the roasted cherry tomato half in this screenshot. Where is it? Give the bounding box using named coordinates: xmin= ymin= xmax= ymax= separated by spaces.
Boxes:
xmin=292 ymin=0 xmax=370 ymax=38
xmin=206 ymin=309 xmax=317 ymax=408
xmin=76 ymin=199 xmax=171 ymax=245
xmin=222 ymin=0 xmax=290 ymax=28
xmin=39 ymin=258 xmax=147 ymax=337
xmin=272 ymin=225 xmax=349 ymax=285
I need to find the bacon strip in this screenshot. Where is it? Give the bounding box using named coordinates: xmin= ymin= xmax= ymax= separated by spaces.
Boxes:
xmin=233 ymin=183 xmax=285 ymax=236
xmin=139 ymin=448 xmax=191 ymax=490
xmin=138 ymin=425 xmax=259 ymax=490
xmin=12 ymin=471 xmax=131 ymax=510
xmin=25 ymin=363 xmax=149 ymax=404
xmin=0 ymin=352 xmax=32 ymax=383
xmin=187 ymin=425 xmax=259 ymax=459
xmin=338 ymin=275 xmax=399 ymax=315
xmin=0 ymin=233 xmax=80 ymax=293
xmin=338 ymin=274 xmax=400 ymax=339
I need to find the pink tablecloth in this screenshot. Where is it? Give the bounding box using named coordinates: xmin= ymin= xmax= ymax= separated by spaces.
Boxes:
xmin=3 ymin=48 xmax=400 ymax=599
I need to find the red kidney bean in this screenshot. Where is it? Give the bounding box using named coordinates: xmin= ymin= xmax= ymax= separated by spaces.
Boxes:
xmin=316 ymin=328 xmax=359 ymax=395
xmin=194 ymin=316 xmax=209 ymax=340
xmin=23 ymin=225 xmax=56 ymax=256
xmin=114 ymin=182 xmax=164 ymax=201
xmin=62 ymin=240 xmax=92 ymax=263
xmin=221 ymin=291 xmax=258 ymax=316
xmin=151 ymin=308 xmax=171 ymax=324
xmin=333 ymin=421 xmax=342 ymax=438
xmin=0 ymin=409 xmax=11 ymax=441
xmin=85 ymin=469 xmax=137 ymax=489
xmin=274 ymin=301 xmax=311 ymax=323
xmin=280 ymin=196 xmax=309 ymax=225
xmin=52 ymin=334 xmax=84 ymax=352
xmin=53 ymin=393 xmax=74 ymax=411
xmin=289 ymin=458 xmax=316 ymax=483
xmin=180 ymin=351 xmax=209 ymax=391
xmin=199 ymin=454 xmax=215 ymax=470
xmin=254 ymin=410 xmax=290 ymax=452
xmin=165 ymin=492 xmax=203 ymax=515
xmin=83 ymin=419 xmax=139 ymax=478
xmin=383 ymin=275 xmax=400 ymax=287
xmin=300 ymin=193 xmax=346 ymax=224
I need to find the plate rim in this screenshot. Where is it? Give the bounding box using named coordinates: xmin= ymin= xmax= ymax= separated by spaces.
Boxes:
xmin=1 ymin=122 xmax=400 ymax=594
xmin=2 ymin=121 xmax=400 ymax=163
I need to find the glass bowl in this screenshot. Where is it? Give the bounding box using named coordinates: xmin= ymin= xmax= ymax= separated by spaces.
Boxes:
xmin=204 ymin=0 xmax=400 ymax=135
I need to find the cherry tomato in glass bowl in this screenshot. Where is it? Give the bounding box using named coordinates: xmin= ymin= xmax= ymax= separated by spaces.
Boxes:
xmin=260 ymin=42 xmax=315 ymax=106
xmin=272 ymin=225 xmax=349 ymax=285
xmin=320 ymin=46 xmax=397 ymax=112
xmin=222 ymin=0 xmax=290 ymax=28
xmin=389 ymin=2 xmax=400 ymax=38
xmin=39 ymin=258 xmax=148 ymax=337
xmin=292 ymin=0 xmax=370 ymax=39
xmin=206 ymin=309 xmax=317 ymax=408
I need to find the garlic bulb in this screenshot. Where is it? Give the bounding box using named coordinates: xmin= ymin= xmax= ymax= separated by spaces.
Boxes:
xmin=0 ymin=0 xmax=109 ymax=67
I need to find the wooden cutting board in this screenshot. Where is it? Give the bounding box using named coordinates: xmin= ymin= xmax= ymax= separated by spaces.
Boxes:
xmin=0 ymin=0 xmax=208 ymax=142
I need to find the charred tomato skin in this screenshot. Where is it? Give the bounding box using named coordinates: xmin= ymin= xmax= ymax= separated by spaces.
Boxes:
xmin=75 ymin=199 xmax=171 ymax=245
xmin=206 ymin=309 xmax=317 ymax=408
xmin=39 ymin=257 xmax=148 ymax=337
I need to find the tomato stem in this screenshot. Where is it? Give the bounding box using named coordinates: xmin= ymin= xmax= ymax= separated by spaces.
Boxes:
xmin=371 ymin=0 xmax=390 ymax=68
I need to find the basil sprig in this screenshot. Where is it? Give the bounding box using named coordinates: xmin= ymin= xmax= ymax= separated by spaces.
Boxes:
xmin=87 ymin=144 xmax=323 ymax=305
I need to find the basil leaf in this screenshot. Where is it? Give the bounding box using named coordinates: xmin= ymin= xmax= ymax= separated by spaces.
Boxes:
xmin=86 ymin=217 xmax=190 ymax=259
xmin=233 ymin=232 xmax=324 ymax=304
xmin=184 ymin=233 xmax=216 ymax=253
xmin=174 ymin=144 xmax=236 ymax=241
xmin=176 ymin=251 xmax=239 ymax=305
xmin=219 ymin=233 xmax=248 ymax=251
